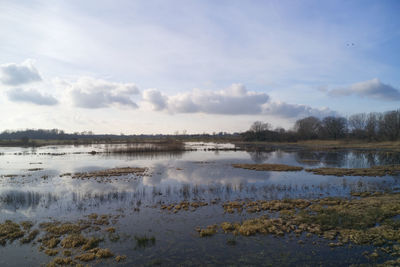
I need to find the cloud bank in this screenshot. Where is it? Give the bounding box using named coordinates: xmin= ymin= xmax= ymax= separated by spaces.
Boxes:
xmin=143 ymin=84 xmax=270 ymax=115
xmin=262 ymin=101 xmax=337 ymax=118
xmin=0 ymin=60 xmax=42 ymax=86
xmin=0 ymin=60 xmax=338 ymax=119
xmin=67 ymin=77 xmax=140 ymax=109
xmin=329 ymin=78 xmax=400 ymax=101
xmin=143 ymin=83 xmax=335 ymax=118
xmin=7 ymin=88 xmax=58 ymax=106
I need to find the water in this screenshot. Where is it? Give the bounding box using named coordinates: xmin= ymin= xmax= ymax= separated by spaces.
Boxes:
xmin=0 ymin=143 xmax=399 ymax=266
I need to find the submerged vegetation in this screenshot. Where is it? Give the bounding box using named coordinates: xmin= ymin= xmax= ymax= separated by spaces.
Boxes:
xmin=134 ymin=235 xmax=156 ymax=249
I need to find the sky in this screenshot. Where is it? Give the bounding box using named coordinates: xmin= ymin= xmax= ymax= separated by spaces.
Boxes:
xmin=1 ymin=0 xmax=400 ymax=134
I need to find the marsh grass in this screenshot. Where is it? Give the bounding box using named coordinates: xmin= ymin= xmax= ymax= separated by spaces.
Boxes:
xmin=72 ymin=167 xmax=147 ymax=179
xmin=232 ymin=163 xmax=303 ymax=172
xmin=108 ymin=140 xmax=187 ymax=153
xmin=306 ymin=165 xmax=400 ymax=177
xmin=202 ymin=192 xmax=400 ymax=264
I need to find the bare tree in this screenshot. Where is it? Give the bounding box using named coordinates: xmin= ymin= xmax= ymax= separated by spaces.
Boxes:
xmin=320 ymin=116 xmax=347 ymax=140
xmin=365 ymin=113 xmax=379 ymax=141
xmin=250 ymin=121 xmax=271 ymax=133
xmin=348 ymin=113 xmax=367 ymax=139
xmin=294 ymin=116 xmax=321 ymax=140
xmin=379 ymin=110 xmax=400 ymax=141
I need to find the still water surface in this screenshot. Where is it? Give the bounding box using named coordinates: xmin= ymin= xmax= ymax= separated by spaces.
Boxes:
xmin=0 ymin=143 xmax=399 ymax=266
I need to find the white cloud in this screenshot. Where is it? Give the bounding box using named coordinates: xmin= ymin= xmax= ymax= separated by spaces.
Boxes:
xmin=328 ymin=78 xmax=400 ymax=101
xmin=144 ymin=84 xmax=270 ymax=115
xmin=0 ymin=59 xmax=42 ymax=86
xmin=262 ymin=101 xmax=337 ymax=118
xmin=7 ymin=88 xmax=58 ymax=106
xmin=66 ymin=77 xmax=140 ymax=109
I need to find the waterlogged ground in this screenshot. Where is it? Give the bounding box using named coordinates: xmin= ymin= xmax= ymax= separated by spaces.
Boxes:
xmin=1 ymin=142 xmax=400 ymax=266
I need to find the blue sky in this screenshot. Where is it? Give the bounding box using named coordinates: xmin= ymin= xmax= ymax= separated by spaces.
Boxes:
xmin=0 ymin=0 xmax=399 ymax=134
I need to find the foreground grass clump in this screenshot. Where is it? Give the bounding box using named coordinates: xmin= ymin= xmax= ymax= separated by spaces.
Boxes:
xmin=306 ymin=165 xmax=400 ymax=177
xmin=232 ymin=163 xmax=303 ymax=172
xmin=222 ymin=199 xmax=310 ymax=214
xmin=160 ymin=201 xmax=208 ymax=213
xmin=115 ymin=255 xmax=127 ymax=262
xmin=0 ymin=213 xmax=123 ymax=266
xmin=197 ymin=225 xmax=218 ymax=237
xmin=0 ymin=220 xmax=25 ymax=245
xmin=20 ymin=229 xmax=40 ymax=244
xmin=202 ymin=193 xmax=400 ymax=263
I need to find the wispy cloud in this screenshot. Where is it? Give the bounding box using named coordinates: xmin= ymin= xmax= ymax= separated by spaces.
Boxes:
xmin=328 ymin=78 xmax=400 ymax=101
xmin=7 ymin=88 xmax=58 ymax=106
xmin=0 ymin=59 xmax=42 ymax=86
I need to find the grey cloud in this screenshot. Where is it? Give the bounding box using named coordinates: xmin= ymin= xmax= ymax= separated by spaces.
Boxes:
xmin=329 ymin=78 xmax=400 ymax=101
xmin=262 ymin=102 xmax=337 ymax=118
xmin=142 ymin=89 xmax=168 ymax=110
xmin=7 ymin=88 xmax=58 ymax=106
xmin=68 ymin=77 xmax=139 ymax=109
xmin=0 ymin=60 xmax=42 ymax=86
xmin=144 ymin=84 xmax=270 ymax=115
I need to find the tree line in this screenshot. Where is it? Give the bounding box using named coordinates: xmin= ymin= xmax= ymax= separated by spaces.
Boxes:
xmin=1 ymin=109 xmax=399 ymax=143
xmin=242 ymin=109 xmax=400 ymax=142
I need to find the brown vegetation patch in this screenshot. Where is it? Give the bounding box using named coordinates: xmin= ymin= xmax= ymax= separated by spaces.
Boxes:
xmin=46 ymin=257 xmax=73 ymax=266
xmin=1 ymin=213 xmax=122 ymax=266
xmin=95 ymin=248 xmax=114 ymax=258
xmin=115 ymin=255 xmax=127 ymax=262
xmin=306 ymin=165 xmax=400 ymax=177
xmin=198 ymin=225 xmax=218 ymax=237
xmin=27 ymin=168 xmax=43 ymax=171
xmin=105 ymin=227 xmax=116 ymax=233
xmin=72 ymin=167 xmax=147 ymax=179
xmin=60 ymin=234 xmax=88 ymax=248
xmin=75 ymin=253 xmax=96 ymax=262
xmin=232 ymin=163 xmax=303 ymax=172
xmin=45 ymin=249 xmax=59 ymax=256
xmin=20 ymin=221 xmax=34 ymax=230
xmin=40 ymin=221 xmax=90 ymax=236
xmin=0 ymin=220 xmax=25 ymax=245
xmin=20 ymin=229 xmax=40 ymax=244
xmin=161 ymin=201 xmax=209 ymax=213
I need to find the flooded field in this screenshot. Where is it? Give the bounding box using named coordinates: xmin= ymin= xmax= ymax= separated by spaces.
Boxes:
xmin=1 ymin=142 xmax=400 ymax=266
